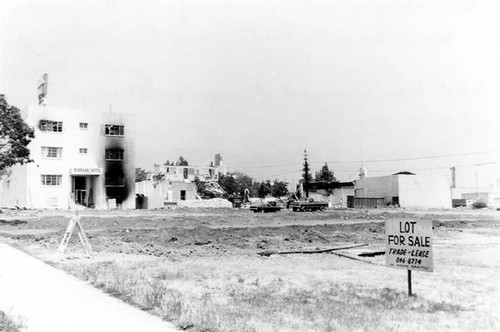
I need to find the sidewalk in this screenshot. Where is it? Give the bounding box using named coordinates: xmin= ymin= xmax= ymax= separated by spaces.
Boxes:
xmin=0 ymin=242 xmax=178 ymax=332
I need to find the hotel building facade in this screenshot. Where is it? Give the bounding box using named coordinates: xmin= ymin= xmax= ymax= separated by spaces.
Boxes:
xmin=0 ymin=105 xmax=135 ymax=209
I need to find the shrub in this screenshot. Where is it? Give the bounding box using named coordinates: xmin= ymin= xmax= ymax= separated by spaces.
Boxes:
xmin=472 ymin=201 xmax=487 ymax=209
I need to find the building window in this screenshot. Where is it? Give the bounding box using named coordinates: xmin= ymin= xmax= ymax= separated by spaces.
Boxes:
xmin=41 ymin=147 xmax=62 ymax=158
xmin=41 ymin=175 xmax=62 ymax=186
xmin=105 ymin=149 xmax=124 ymax=160
xmin=40 ymin=120 xmax=63 ymax=132
xmin=105 ymin=124 xmax=124 ymax=136
xmin=105 ymin=177 xmax=125 ymax=187
xmin=79 ymin=148 xmax=88 ymax=154
xmin=79 ymin=122 xmax=88 ymax=130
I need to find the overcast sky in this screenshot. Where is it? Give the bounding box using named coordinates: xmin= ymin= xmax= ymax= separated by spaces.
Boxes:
xmin=1 ymin=0 xmax=499 ymax=187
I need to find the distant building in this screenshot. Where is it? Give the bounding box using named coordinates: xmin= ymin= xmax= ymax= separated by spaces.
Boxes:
xmin=214 ymin=153 xmax=227 ymax=176
xmin=454 ymin=179 xmax=500 ymax=208
xmin=354 ymin=172 xmax=451 ymax=209
xmin=0 ymin=105 xmax=136 ymax=209
xmin=305 ymin=181 xmax=355 ymax=208
xmin=135 ymin=155 xmax=226 ymax=208
xmin=152 ymin=163 xmax=222 ymax=183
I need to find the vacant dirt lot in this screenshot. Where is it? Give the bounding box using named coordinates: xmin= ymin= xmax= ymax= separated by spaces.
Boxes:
xmin=1 ymin=207 xmax=499 ymax=331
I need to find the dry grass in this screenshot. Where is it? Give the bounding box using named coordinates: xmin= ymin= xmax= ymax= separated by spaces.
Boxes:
xmin=63 ymin=260 xmax=465 ymax=332
xmin=0 ymin=310 xmax=26 ymax=332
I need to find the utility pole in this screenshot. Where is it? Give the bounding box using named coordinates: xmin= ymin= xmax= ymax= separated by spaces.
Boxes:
xmin=475 ymin=166 xmax=479 ymax=201
xmin=303 ymin=149 xmax=310 ymax=199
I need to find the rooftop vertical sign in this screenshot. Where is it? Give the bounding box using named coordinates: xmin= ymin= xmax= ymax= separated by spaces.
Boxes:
xmin=386 ymin=220 xmax=433 ymax=272
xmin=37 ymin=73 xmax=48 ymax=106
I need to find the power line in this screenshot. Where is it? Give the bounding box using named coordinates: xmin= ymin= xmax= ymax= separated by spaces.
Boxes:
xmin=230 ymin=149 xmax=500 ymax=170
xmin=323 ymin=149 xmax=500 ymax=164
xmin=252 ymin=169 xmax=302 ymax=180
xmin=246 ymin=160 xmax=500 ymax=181
xmin=231 ymin=163 xmax=298 ymax=170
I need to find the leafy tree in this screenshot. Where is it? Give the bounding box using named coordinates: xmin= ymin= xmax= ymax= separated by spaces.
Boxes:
xmin=0 ymin=96 xmax=35 ymax=171
xmin=135 ymin=167 xmax=148 ymax=182
xmin=219 ymin=173 xmax=237 ymax=196
xmin=272 ymin=179 xmax=289 ymax=197
xmin=193 ymin=176 xmax=213 ymax=198
xmin=257 ymin=181 xmax=272 ymax=199
xmin=176 ymin=156 xmax=189 ymax=166
xmin=302 ymin=150 xmax=312 ymax=198
xmin=315 ymin=163 xmax=336 ymax=182
xmin=218 ymin=172 xmax=288 ymax=199
xmin=219 ymin=172 xmax=254 ymax=196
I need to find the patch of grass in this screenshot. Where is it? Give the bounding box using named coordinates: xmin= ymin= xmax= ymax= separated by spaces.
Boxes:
xmin=0 ymin=310 xmax=26 ymax=332
xmin=143 ymin=280 xmax=167 ymax=309
xmin=63 ymin=261 xmax=466 ymax=332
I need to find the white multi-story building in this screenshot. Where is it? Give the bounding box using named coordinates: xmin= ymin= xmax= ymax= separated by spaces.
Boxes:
xmin=152 ymin=163 xmax=221 ymax=183
xmin=0 ymin=105 xmax=135 ymax=209
xmin=135 ymin=155 xmax=227 ymax=208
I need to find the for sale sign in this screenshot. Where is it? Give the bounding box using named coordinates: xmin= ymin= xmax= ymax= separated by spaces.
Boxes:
xmin=386 ymin=220 xmax=433 ymax=272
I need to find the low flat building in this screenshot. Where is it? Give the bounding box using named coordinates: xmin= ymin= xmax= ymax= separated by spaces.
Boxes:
xmin=354 ymin=172 xmax=451 ymax=209
xmin=0 ymin=105 xmax=135 ymax=209
xmin=305 ymin=181 xmax=355 ymax=208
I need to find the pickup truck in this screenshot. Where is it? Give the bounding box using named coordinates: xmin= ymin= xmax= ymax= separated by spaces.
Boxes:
xmin=289 ymin=199 xmax=328 ymax=212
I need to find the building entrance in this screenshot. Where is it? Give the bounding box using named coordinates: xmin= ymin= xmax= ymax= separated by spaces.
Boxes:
xmin=72 ymin=176 xmax=95 ymax=207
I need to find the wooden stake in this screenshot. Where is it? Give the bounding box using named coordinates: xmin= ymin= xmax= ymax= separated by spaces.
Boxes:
xmin=408 ymin=270 xmax=413 ymax=297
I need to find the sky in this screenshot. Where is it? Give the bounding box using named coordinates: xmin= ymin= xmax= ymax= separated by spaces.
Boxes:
xmin=1 ymin=0 xmax=499 ymax=188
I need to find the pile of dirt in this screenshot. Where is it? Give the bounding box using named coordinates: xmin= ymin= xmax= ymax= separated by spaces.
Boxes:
xmin=177 ymin=198 xmax=232 ymax=209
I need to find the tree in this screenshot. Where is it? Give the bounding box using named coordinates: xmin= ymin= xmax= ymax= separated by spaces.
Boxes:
xmin=135 ymin=167 xmax=148 ymax=182
xmin=302 ymin=150 xmax=312 ymax=198
xmin=315 ymin=163 xmax=336 ymax=182
xmin=0 ymin=96 xmax=35 ymax=171
xmin=193 ymin=176 xmax=212 ymax=198
xmin=219 ymin=172 xmax=254 ymax=196
xmin=176 ymin=156 xmax=189 ymax=166
xmin=257 ymin=181 xmax=272 ymax=199
xmin=271 ymin=179 xmax=289 ymax=198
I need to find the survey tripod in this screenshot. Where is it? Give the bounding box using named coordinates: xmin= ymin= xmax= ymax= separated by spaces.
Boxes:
xmin=57 ymin=202 xmax=93 ymax=258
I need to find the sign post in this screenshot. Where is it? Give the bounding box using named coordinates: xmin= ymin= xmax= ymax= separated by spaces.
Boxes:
xmin=386 ymin=220 xmax=433 ymax=296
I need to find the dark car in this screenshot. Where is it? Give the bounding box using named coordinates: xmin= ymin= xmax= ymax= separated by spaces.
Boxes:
xmin=249 ymin=201 xmax=282 ymax=213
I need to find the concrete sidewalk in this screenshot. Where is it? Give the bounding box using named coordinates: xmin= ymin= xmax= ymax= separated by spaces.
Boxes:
xmin=0 ymin=242 xmax=178 ymax=332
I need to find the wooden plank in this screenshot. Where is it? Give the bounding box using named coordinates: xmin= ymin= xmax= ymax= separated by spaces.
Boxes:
xmin=258 ymin=243 xmax=368 ymax=257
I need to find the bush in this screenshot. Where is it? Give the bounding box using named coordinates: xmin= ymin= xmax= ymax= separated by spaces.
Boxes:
xmin=472 ymin=201 xmax=487 ymax=209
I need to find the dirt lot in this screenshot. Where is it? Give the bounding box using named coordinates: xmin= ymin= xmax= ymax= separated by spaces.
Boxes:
xmin=0 ymin=207 xmax=499 ymax=331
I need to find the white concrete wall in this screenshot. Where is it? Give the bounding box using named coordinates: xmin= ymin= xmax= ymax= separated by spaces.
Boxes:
xmin=135 ymin=180 xmax=165 ymax=209
xmin=0 ymin=105 xmax=135 ymax=209
xmin=308 ymin=191 xmax=329 ymax=203
xmin=136 ymin=180 xmax=197 ymax=208
xmin=398 ymin=174 xmax=452 ymax=209
xmin=354 ymin=175 xmax=398 ymax=201
xmin=355 ymin=174 xmax=452 ymax=209
xmin=168 ymin=182 xmax=197 ymax=202
xmin=329 ymin=187 xmax=355 ymax=208
xmin=0 ymin=165 xmax=27 ymax=208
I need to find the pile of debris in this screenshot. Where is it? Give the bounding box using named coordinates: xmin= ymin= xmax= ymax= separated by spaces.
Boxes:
xmin=177 ymin=198 xmax=232 ymax=209
xmin=200 ymin=181 xmax=226 ymax=198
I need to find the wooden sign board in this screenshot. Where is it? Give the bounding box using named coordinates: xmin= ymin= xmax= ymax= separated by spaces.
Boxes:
xmin=386 ymin=220 xmax=433 ymax=272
